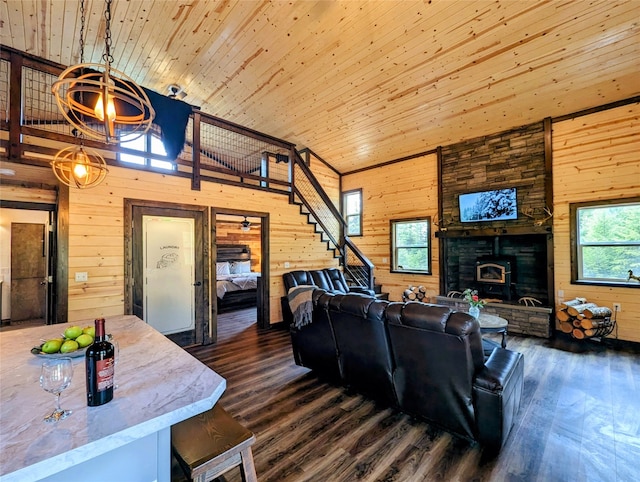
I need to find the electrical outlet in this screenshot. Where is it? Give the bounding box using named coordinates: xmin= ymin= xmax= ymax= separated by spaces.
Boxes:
xmin=75 ymin=272 xmax=88 ymax=282
xmin=613 ymin=303 xmax=621 ymax=312
xmin=284 ymin=262 xmax=290 ymax=269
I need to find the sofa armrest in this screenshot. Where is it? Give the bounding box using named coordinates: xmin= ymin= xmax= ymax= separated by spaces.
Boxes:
xmin=473 ymin=348 xmax=524 ymax=455
xmin=348 ymin=286 xmax=376 ymax=297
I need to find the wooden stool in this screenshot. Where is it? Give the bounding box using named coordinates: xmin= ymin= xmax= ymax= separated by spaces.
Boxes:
xmin=171 ymin=404 xmax=258 ymax=482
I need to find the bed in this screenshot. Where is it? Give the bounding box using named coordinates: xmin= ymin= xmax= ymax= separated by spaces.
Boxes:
xmin=216 ymin=244 xmax=260 ymax=313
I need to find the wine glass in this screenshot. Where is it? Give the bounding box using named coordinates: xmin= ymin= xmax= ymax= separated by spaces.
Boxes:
xmin=40 ymin=358 xmax=73 ymax=423
xmin=111 ymin=338 xmax=119 ymax=390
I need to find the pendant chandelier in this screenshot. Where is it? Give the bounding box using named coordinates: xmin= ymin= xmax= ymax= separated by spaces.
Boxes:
xmin=51 ymin=0 xmax=154 ymax=144
xmin=51 ymin=142 xmax=109 ymax=189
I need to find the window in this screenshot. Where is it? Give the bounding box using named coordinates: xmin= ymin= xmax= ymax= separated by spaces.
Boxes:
xmin=343 ymin=189 xmax=362 ymax=236
xmin=390 ymin=217 xmax=431 ymax=274
xmin=572 ymin=199 xmax=640 ymax=284
xmin=119 ymin=133 xmax=174 ymax=170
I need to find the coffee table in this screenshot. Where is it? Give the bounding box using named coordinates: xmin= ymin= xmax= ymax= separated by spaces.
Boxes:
xmin=477 ymin=313 xmax=508 ymax=348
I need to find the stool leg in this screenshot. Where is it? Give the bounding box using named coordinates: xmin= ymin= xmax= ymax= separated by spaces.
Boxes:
xmin=239 ymin=447 xmax=258 ymax=482
xmin=501 ymin=329 xmax=507 ymax=348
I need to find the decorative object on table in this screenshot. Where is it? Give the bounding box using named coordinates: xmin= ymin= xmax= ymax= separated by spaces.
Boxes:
xmin=32 ymin=324 xmax=95 ymax=358
xmin=403 ymin=285 xmax=426 ymax=302
xmin=85 ymin=318 xmax=115 ymax=406
xmin=462 ymin=288 xmax=485 ymax=319
xmin=40 ymin=357 xmax=73 ymax=423
xmin=556 ymin=297 xmax=616 ymax=340
xmin=110 ymin=336 xmax=120 ymax=390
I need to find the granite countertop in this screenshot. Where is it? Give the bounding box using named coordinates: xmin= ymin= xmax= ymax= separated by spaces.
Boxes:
xmin=0 ymin=315 xmax=226 ymax=481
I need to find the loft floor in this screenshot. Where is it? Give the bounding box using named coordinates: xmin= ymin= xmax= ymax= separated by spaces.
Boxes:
xmin=186 ymin=309 xmax=639 ymax=482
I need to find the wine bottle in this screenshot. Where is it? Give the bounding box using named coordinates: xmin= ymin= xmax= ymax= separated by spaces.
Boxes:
xmin=85 ymin=317 xmax=115 ymax=406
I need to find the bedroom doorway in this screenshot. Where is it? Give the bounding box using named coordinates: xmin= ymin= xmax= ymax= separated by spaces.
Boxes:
xmin=212 ymin=210 xmax=269 ymax=342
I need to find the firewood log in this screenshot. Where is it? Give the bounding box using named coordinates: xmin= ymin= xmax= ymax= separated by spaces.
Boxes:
xmin=556 ymin=309 xmax=571 ymax=322
xmin=572 ymin=328 xmax=586 ymax=339
xmin=561 ymin=298 xmax=588 ymax=309
xmin=559 ymin=321 xmax=574 ymax=333
xmin=580 ymin=318 xmax=612 ymax=330
xmin=566 ymin=303 xmax=599 ymax=317
xmin=583 ymin=306 xmax=613 ymax=319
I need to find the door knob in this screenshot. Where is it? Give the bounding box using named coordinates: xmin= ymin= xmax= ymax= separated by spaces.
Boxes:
xmin=193 ymin=281 xmax=202 ymax=286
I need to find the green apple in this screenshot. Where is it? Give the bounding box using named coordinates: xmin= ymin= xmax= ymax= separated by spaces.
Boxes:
xmin=60 ymin=339 xmax=79 ymax=353
xmin=75 ymin=333 xmax=94 ymax=348
xmin=63 ymin=326 xmax=83 ymax=340
xmin=82 ymin=326 xmax=96 ymax=338
xmin=41 ymin=339 xmax=63 ymax=354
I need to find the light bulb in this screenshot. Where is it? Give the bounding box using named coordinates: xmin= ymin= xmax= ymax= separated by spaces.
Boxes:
xmin=94 ymin=94 xmax=117 ymax=122
xmin=73 ymin=151 xmax=89 ymax=179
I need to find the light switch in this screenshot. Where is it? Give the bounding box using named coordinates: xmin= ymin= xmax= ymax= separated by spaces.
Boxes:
xmin=284 ymin=262 xmax=290 ymax=269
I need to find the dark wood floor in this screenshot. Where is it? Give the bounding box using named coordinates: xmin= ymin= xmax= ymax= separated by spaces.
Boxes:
xmin=185 ymin=308 xmax=640 ymax=482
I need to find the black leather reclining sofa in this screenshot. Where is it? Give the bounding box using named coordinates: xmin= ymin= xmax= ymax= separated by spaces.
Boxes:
xmin=281 ymin=268 xmax=375 ymax=325
xmin=289 ymin=289 xmax=525 ymax=455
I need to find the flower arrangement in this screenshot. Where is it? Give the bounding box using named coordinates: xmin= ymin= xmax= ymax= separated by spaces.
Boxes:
xmin=462 ymin=289 xmax=485 ymax=308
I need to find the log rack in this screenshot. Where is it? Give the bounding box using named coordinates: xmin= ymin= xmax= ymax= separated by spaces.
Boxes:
xmin=556 ymin=297 xmax=617 ymax=340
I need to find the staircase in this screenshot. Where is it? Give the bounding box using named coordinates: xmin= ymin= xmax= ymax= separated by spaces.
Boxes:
xmin=290 ymin=150 xmax=374 ymax=290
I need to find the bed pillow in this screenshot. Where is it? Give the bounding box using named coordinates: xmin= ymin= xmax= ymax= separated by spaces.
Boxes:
xmin=230 ymin=260 xmax=252 ymax=274
xmin=216 ymin=262 xmax=231 ymax=276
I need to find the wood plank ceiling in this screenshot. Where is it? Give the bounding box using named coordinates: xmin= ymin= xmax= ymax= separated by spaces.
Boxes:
xmin=1 ymin=0 xmax=639 ymax=173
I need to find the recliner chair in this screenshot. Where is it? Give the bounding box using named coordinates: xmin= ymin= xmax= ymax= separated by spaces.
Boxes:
xmin=282 ymin=268 xmax=375 ymax=324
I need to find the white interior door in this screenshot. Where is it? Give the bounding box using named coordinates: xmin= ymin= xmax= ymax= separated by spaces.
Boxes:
xmin=142 ymin=215 xmax=195 ymax=334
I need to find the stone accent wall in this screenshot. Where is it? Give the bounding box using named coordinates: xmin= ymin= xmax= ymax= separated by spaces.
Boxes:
xmin=434 ymin=296 xmax=552 ymax=338
xmin=440 ymin=121 xmax=547 ymax=230
xmin=438 ymin=121 xmax=553 ymax=311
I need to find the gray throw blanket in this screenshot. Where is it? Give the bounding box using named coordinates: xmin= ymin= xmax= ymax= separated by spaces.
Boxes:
xmin=288 ymin=285 xmax=315 ymax=329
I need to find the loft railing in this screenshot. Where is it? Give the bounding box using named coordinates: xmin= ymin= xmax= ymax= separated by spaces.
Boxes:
xmin=0 ymin=47 xmax=294 ymax=194
xmin=1 ymin=46 xmax=374 ymax=290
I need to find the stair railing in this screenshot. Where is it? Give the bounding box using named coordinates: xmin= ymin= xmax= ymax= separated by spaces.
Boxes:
xmin=291 ymin=151 xmax=374 ymax=290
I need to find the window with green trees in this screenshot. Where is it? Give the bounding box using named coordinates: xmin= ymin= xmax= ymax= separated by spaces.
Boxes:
xmin=573 ymin=199 xmax=640 ymax=283
xmin=343 ymin=189 xmax=362 ymax=236
xmin=391 ymin=217 xmax=431 ymax=274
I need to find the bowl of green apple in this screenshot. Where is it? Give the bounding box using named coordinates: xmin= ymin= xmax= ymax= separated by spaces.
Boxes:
xmin=31 ymin=325 xmax=95 ymax=358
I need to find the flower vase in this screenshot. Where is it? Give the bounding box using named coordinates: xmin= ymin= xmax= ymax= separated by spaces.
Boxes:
xmin=469 ymin=305 xmax=480 ymax=320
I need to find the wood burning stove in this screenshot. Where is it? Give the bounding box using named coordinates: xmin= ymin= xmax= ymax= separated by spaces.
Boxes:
xmin=475 ymin=257 xmax=514 ymax=300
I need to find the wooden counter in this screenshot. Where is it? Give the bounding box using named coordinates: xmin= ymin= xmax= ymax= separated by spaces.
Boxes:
xmin=0 ymin=315 xmax=226 ymax=482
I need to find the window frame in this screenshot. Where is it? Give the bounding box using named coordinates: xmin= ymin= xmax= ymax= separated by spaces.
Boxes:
xmin=117 ymin=131 xmax=175 ymax=171
xmin=342 ymin=189 xmax=363 ymax=237
xmin=390 ymin=216 xmax=432 ymax=275
xmin=570 ymin=197 xmax=640 ymax=287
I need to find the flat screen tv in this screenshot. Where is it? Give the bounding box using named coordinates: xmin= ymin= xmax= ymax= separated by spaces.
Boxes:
xmin=459 ymin=188 xmax=518 ymax=222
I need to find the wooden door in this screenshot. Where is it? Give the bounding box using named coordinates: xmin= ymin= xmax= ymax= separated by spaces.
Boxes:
xmin=129 ymin=203 xmax=209 ymax=346
xmin=10 ymin=223 xmax=47 ymax=322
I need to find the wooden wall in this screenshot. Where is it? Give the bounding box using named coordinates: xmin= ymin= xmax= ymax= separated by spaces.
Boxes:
xmin=552 ymin=103 xmax=640 ymax=342
xmin=66 ymin=166 xmax=337 ymax=325
xmin=340 ymin=102 xmax=639 ymax=343
xmin=308 ymin=152 xmax=341 ymax=210
xmin=341 ymin=154 xmax=439 ymax=301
